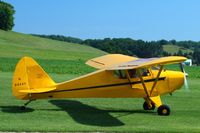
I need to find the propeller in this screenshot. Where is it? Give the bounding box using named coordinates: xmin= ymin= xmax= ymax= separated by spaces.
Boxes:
xmin=179 ymin=63 xmax=189 ymax=91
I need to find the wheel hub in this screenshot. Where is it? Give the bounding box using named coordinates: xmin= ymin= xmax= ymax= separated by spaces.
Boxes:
xmin=162 ymin=109 xmax=168 ymax=114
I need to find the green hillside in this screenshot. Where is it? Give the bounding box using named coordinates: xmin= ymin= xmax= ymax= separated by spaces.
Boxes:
xmin=0 ymin=30 xmax=106 ymax=60
xmin=0 ymin=30 xmax=106 ymax=74
xmin=163 ymin=44 xmax=193 ymax=54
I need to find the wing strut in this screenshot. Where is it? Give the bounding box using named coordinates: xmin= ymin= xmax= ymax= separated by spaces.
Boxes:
xmin=137 ymin=66 xmax=163 ymax=99
xmin=150 ymin=65 xmax=163 ymax=96
xmin=137 ymin=67 xmax=164 ymax=108
xmin=137 ymin=69 xmax=150 ymax=98
xmin=125 ymin=70 xmax=133 ymax=88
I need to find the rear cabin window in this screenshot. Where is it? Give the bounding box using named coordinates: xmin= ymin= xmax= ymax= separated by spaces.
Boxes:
xmin=114 ymin=70 xmax=126 ymax=79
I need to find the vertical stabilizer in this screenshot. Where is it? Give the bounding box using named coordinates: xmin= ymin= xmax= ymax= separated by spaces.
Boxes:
xmin=12 ymin=57 xmax=56 ymax=100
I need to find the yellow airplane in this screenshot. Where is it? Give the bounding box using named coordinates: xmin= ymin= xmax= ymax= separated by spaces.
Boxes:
xmin=12 ymin=54 xmax=187 ymax=116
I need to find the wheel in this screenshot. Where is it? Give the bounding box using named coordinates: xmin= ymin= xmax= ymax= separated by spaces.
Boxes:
xmin=143 ymin=101 xmax=155 ymax=110
xmin=157 ymin=105 xmax=170 ymax=116
xmin=20 ymin=106 xmax=26 ymax=110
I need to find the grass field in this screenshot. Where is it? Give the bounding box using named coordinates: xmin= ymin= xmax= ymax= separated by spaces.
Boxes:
xmin=0 ymin=30 xmax=200 ymax=132
xmin=0 ymin=72 xmax=200 ymax=132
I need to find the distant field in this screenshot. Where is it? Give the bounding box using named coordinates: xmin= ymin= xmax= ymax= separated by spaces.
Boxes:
xmin=163 ymin=44 xmax=193 ymax=54
xmin=0 ymin=57 xmax=95 ymax=74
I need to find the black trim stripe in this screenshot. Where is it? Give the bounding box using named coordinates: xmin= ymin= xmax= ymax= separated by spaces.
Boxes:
xmin=42 ymin=77 xmax=166 ymax=94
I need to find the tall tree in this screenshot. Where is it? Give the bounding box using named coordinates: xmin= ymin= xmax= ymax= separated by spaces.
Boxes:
xmin=0 ymin=1 xmax=15 ymax=30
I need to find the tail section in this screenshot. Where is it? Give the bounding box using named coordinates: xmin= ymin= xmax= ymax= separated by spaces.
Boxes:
xmin=12 ymin=57 xmax=56 ymax=100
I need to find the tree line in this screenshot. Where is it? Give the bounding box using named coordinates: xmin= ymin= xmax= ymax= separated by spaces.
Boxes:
xmin=83 ymin=38 xmax=163 ymax=58
xmin=32 ymin=34 xmax=200 ymax=65
xmin=32 ymin=34 xmax=83 ymax=44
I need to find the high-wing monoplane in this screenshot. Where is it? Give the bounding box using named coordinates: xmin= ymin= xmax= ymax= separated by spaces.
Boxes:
xmin=12 ymin=54 xmax=187 ymax=115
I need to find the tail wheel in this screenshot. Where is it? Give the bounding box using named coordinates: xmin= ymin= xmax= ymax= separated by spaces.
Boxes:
xmin=143 ymin=101 xmax=155 ymax=110
xmin=157 ymin=105 xmax=170 ymax=116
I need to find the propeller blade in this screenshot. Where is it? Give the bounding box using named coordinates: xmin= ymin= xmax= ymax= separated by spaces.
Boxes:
xmin=179 ymin=63 xmax=189 ymax=91
xmin=183 ymin=73 xmax=189 ymax=91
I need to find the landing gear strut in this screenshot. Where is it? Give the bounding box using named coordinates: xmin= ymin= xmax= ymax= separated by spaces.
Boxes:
xmin=20 ymin=99 xmax=35 ymax=110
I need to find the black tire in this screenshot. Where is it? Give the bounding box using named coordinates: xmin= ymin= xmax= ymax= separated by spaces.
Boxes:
xmin=157 ymin=105 xmax=170 ymax=116
xmin=143 ymin=101 xmax=155 ymax=110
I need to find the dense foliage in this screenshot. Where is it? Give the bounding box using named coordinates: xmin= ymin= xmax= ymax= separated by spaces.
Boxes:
xmin=83 ymin=38 xmax=163 ymax=58
xmin=0 ymin=1 xmax=15 ymax=30
xmin=193 ymin=47 xmax=200 ymax=65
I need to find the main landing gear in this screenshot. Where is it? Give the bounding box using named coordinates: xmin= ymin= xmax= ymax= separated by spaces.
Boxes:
xmin=157 ymin=105 xmax=170 ymax=116
xmin=143 ymin=101 xmax=170 ymax=116
xmin=143 ymin=101 xmax=155 ymax=110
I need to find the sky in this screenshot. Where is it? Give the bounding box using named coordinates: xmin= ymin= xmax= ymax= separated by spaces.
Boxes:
xmin=3 ymin=0 xmax=200 ymax=41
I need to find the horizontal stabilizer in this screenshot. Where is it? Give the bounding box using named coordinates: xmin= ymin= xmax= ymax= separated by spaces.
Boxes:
xmin=19 ymin=87 xmax=56 ymax=93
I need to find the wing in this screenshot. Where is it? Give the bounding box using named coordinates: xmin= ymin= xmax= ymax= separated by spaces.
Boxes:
xmin=107 ymin=56 xmax=187 ymax=70
xmin=86 ymin=54 xmax=138 ymax=69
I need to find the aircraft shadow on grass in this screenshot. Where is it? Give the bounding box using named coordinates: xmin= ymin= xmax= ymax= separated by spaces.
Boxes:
xmin=0 ymin=100 xmax=154 ymax=127
xmin=49 ymin=100 xmax=154 ymax=127
xmin=0 ymin=106 xmax=34 ymax=113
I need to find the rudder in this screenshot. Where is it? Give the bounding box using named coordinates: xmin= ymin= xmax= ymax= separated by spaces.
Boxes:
xmin=12 ymin=57 xmax=56 ymax=100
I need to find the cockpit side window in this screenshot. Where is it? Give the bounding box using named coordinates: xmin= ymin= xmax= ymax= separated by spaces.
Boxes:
xmin=114 ymin=68 xmax=151 ymax=79
xmin=140 ymin=68 xmax=151 ymax=77
xmin=151 ymin=65 xmax=160 ymax=70
xmin=128 ymin=69 xmax=138 ymax=78
xmin=128 ymin=68 xmax=151 ymax=78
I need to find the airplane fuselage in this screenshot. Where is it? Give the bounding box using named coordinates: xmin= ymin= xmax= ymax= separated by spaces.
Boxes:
xmin=31 ymin=68 xmax=184 ymax=99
